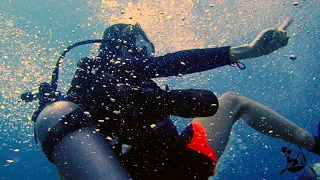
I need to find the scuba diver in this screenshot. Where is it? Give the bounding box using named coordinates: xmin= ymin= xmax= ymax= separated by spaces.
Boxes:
xmin=21 ymin=17 xmax=320 ymax=179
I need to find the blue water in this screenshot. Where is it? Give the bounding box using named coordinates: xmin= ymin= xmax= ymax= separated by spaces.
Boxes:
xmin=0 ymin=0 xmax=319 ymax=179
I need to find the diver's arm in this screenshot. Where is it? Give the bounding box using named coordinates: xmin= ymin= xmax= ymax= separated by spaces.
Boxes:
xmin=153 ymin=46 xmax=232 ymax=77
xmin=124 ymin=18 xmax=291 ymax=78
xmin=124 ymin=46 xmax=232 ymax=78
xmin=163 ymin=89 xmax=219 ymax=118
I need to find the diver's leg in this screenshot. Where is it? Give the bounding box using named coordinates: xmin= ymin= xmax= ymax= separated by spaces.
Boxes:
xmin=192 ymin=91 xmax=315 ymax=160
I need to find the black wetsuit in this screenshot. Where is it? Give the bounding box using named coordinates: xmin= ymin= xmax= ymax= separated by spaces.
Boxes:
xmin=66 ymin=46 xmax=232 ymax=179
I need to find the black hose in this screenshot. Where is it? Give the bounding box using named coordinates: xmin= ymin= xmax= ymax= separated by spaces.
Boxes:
xmin=50 ymin=39 xmax=106 ymax=91
xmin=21 ymin=39 xmax=106 ymax=102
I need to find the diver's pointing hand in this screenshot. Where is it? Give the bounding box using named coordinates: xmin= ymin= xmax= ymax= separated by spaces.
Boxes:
xmin=278 ymin=17 xmax=293 ymax=31
xmin=247 ymin=17 xmax=292 ymax=57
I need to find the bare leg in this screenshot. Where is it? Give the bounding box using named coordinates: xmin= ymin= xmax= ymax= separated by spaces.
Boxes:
xmin=192 ymin=91 xmax=315 ymax=160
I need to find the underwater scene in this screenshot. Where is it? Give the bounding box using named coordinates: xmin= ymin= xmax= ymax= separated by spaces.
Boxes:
xmin=0 ymin=0 xmax=319 ymax=179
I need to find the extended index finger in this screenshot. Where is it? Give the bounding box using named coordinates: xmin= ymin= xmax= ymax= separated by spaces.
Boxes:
xmin=278 ymin=17 xmax=293 ymax=31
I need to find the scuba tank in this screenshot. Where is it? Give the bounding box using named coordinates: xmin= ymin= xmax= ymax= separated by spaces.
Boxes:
xmin=21 ymin=40 xmax=131 ymax=179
